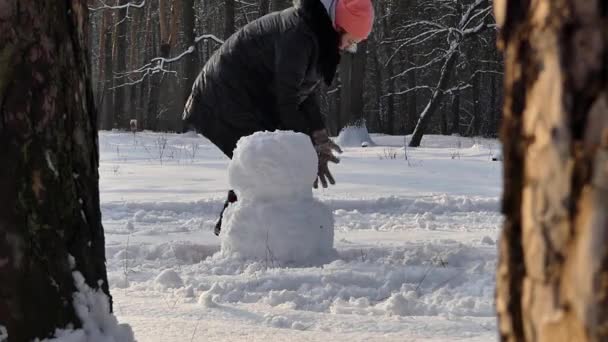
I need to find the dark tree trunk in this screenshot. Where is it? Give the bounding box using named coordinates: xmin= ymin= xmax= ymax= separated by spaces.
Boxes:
xmin=496 ymin=0 xmax=608 ymax=341
xmin=471 ymin=73 xmax=481 ymax=136
xmin=112 ymin=0 xmax=129 ymax=129
xmin=490 ymin=70 xmax=498 ymax=137
xmin=371 ymin=33 xmax=383 ymax=132
xmin=224 ymin=0 xmax=235 ymax=39
xmin=450 ymin=91 xmax=461 ymax=135
xmin=259 ymin=0 xmax=270 ymax=16
xmin=0 ymin=1 xmax=111 ymax=341
xmin=183 ymin=0 xmax=199 ymax=126
xmin=148 ymin=0 xmax=169 ymax=130
xmin=100 ymin=1 xmax=116 ymax=130
xmin=339 ymin=41 xmax=367 ymax=131
xmin=385 ymin=57 xmax=396 ymax=135
xmin=128 ymin=7 xmax=141 ymax=127
xmin=440 ymin=103 xmax=448 ymax=135
xmin=405 ymin=48 xmax=417 ymax=134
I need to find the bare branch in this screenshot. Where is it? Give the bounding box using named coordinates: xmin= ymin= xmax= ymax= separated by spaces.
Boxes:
xmin=111 ymin=34 xmax=225 ymax=88
xmin=89 ymin=0 xmax=145 ymax=12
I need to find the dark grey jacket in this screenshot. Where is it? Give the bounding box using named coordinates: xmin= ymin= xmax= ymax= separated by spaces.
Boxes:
xmin=183 ymin=0 xmax=340 ymax=157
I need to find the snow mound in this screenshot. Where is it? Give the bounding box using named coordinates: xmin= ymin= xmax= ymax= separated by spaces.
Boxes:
xmin=154 ymin=269 xmax=184 ymax=289
xmin=221 ymin=131 xmax=335 ymax=264
xmin=43 ymin=271 xmax=134 ymax=342
xmin=336 ymin=122 xmax=375 ymax=147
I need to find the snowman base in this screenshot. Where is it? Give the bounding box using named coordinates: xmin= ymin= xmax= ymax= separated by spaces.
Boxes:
xmin=219 ymin=131 xmax=336 ymax=265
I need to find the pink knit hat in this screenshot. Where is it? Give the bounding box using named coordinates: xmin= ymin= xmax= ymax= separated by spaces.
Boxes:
xmin=335 ymin=0 xmax=374 ymax=41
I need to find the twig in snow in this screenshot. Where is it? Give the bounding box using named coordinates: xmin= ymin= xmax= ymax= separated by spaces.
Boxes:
xmin=414 ymin=265 xmax=433 ymax=294
xmin=190 ymin=317 xmax=202 ymax=342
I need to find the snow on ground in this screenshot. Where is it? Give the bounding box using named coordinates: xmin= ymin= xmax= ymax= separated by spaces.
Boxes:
xmin=99 ymin=131 xmax=502 ymax=341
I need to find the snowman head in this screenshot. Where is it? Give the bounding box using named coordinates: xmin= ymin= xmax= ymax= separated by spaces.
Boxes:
xmin=228 ymin=131 xmax=318 ymax=200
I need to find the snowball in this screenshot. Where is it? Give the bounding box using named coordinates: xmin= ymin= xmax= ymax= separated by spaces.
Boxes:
xmin=124 ymin=221 xmax=135 ymax=231
xmin=198 ymin=291 xmax=218 ymax=308
xmin=481 ymin=236 xmax=495 ymax=245
xmin=336 ymin=123 xmax=375 ymax=147
xmin=228 ymin=131 xmax=318 ymax=200
xmin=154 ymin=269 xmax=184 ymax=289
xmin=221 ymin=131 xmax=335 ymax=264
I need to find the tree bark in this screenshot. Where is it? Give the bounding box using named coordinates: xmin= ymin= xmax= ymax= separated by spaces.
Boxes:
xmin=224 ymin=0 xmax=236 ymax=39
xmin=495 ymin=0 xmax=608 ymax=341
xmin=112 ymin=0 xmax=129 ymax=129
xmin=0 ymin=1 xmax=111 ymax=340
xmin=405 ymin=48 xmax=418 ymax=134
xmin=259 ymin=0 xmax=270 ymax=16
xmin=450 ymin=91 xmax=461 ymax=135
xmin=128 ymin=6 xmax=142 ymax=127
xmin=471 ymin=73 xmax=481 ymax=136
xmin=370 ymin=31 xmax=383 ymax=132
xmin=96 ymin=7 xmax=109 ymax=111
xmin=100 ymin=1 xmax=117 ymax=130
xmin=183 ymin=0 xmax=199 ymax=123
xmin=339 ymin=41 xmax=367 ymax=131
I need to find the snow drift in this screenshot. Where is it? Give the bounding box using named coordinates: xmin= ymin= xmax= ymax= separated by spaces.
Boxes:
xmin=336 ymin=122 xmax=375 ymax=147
xmin=220 ymin=131 xmax=335 ymax=264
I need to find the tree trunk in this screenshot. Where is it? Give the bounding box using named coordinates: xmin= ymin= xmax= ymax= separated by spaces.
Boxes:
xmin=128 ymin=6 xmax=142 ymax=127
xmin=440 ymin=103 xmax=448 ymax=135
xmin=450 ymin=91 xmax=461 ymax=135
xmin=409 ymin=49 xmax=458 ymax=147
xmin=149 ymin=0 xmax=177 ymax=131
xmin=224 ymin=0 xmax=236 ymax=38
xmin=140 ymin=0 xmax=153 ymax=129
xmin=100 ymin=1 xmax=117 ymax=130
xmin=385 ymin=57 xmax=396 ymax=135
xmin=495 ymin=0 xmax=608 ymax=341
xmin=490 ymin=71 xmax=498 ymax=137
xmin=371 ymin=32 xmax=383 ymax=132
xmin=96 ymin=7 xmax=109 ymax=112
xmin=183 ymin=0 xmax=199 ymax=126
xmin=0 ymin=1 xmax=112 ymax=340
xmin=112 ymin=0 xmax=129 ymax=129
xmin=339 ymin=41 xmax=367 ymax=131
xmin=159 ymin=0 xmax=171 ymax=55
xmin=471 ymin=73 xmax=481 ymax=136
xmin=259 ymin=0 xmax=270 ymax=16
xmin=405 ymin=48 xmax=418 ymax=134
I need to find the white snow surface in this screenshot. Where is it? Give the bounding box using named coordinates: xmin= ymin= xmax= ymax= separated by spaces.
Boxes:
xmin=98 ymin=131 xmax=502 ymax=341
xmin=221 ymin=131 xmax=334 ymax=264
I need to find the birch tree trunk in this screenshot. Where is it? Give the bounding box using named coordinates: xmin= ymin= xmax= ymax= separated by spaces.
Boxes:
xmin=0 ymin=1 xmax=111 ymax=340
xmin=495 ymin=0 xmax=608 ymax=341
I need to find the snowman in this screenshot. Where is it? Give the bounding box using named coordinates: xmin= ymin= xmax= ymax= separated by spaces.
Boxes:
xmin=220 ymin=131 xmax=335 ymax=264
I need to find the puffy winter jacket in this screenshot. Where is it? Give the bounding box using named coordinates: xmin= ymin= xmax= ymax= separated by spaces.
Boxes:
xmin=183 ymin=0 xmax=340 ymax=157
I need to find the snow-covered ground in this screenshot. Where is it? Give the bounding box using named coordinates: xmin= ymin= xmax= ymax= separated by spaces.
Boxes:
xmin=99 ymin=131 xmax=502 ymax=341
